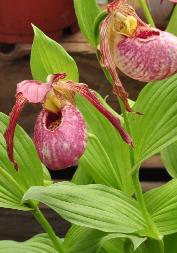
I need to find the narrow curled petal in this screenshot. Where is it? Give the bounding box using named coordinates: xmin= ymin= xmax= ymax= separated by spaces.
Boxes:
xmin=4 ymin=94 xmax=27 ymax=171
xmin=54 ymin=81 xmax=133 ymax=146
xmin=34 ymin=104 xmax=87 ymax=170
xmin=100 ymin=14 xmax=131 ymax=112
xmin=17 ymin=80 xmax=51 ymax=103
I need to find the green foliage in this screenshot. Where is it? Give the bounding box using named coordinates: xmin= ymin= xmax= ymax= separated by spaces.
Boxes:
xmin=166 ymin=4 xmax=177 ymax=36
xmin=0 ymin=113 xmax=49 ymax=210
xmin=135 ymin=238 xmax=164 ymax=253
xmin=64 ymin=225 xmax=146 ymax=253
xmin=164 ymin=233 xmax=177 ymax=253
xmin=101 ymin=238 xmax=126 ymax=253
xmin=99 ymin=235 xmax=146 ymax=253
xmin=76 ymin=74 xmax=177 ymax=194
xmin=129 ymin=74 xmax=177 ymax=167
xmin=74 ymin=0 xmax=101 ymax=47
xmin=30 ymin=25 xmax=79 ymax=82
xmin=23 ymin=182 xmax=145 ymax=234
xmin=0 ymin=234 xmax=58 ymax=253
xmin=161 ymin=142 xmax=177 ymax=178
xmin=144 ymin=179 xmax=177 ymax=235
xmin=72 ymin=166 xmax=94 ymax=185
xmin=76 ymin=94 xmax=132 ymax=194
xmin=63 ymin=226 xmax=106 ymax=253
xmin=100 ymin=234 xmax=146 ymax=253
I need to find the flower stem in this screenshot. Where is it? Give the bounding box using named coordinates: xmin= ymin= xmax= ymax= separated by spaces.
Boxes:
xmin=139 ymin=0 xmax=156 ymax=27
xmin=30 ymin=203 xmax=64 ymax=253
xmin=132 ymin=170 xmax=161 ymax=240
xmin=118 ymin=97 xmax=161 ymax=240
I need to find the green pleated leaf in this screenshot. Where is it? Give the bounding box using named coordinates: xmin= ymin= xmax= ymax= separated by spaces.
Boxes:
xmin=64 ymin=225 xmax=146 ymax=253
xmin=135 ymin=238 xmax=164 ymax=253
xmin=76 ymin=94 xmax=132 ymax=194
xmin=74 ymin=0 xmax=101 ymax=47
xmin=30 ymin=25 xmax=79 ymax=82
xmin=0 ymin=234 xmax=58 ymax=253
xmin=79 ymin=133 xmax=124 ymax=188
xmin=161 ymin=142 xmax=177 ymax=178
xmin=166 ymin=4 xmax=177 ymax=36
xmin=0 ymin=112 xmax=49 ymax=210
xmin=101 ymin=237 xmax=126 ymax=253
xmin=144 ymin=179 xmax=177 ymax=235
xmin=164 ymin=233 xmax=177 ymax=253
xmin=23 ymin=182 xmax=145 ymax=234
xmin=100 ymin=234 xmax=146 ymax=252
xmin=63 ymin=226 xmax=106 ymax=253
xmin=72 ymin=166 xmax=94 ymax=185
xmin=129 ymin=74 xmax=177 ymax=166
xmin=101 ymin=235 xmax=146 ymax=253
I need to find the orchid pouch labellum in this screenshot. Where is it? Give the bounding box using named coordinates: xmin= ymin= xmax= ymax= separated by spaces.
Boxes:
xmin=99 ymin=0 xmax=177 ymax=112
xmin=4 ymin=73 xmax=132 ymax=171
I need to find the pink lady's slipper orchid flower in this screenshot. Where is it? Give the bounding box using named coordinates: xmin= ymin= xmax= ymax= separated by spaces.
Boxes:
xmin=4 ymin=73 xmax=132 ymax=171
xmin=100 ymin=0 xmax=177 ymax=112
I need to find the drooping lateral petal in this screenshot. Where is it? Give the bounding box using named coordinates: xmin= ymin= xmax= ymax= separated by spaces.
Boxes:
xmin=17 ymin=80 xmax=51 ymax=103
xmin=55 ymin=81 xmax=133 ymax=146
xmin=99 ymin=14 xmax=132 ymax=112
xmin=4 ymin=79 xmax=52 ymax=171
xmin=4 ymin=94 xmax=27 ymax=171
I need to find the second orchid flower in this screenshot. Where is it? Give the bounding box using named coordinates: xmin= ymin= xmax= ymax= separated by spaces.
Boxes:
xmin=99 ymin=0 xmax=177 ymax=112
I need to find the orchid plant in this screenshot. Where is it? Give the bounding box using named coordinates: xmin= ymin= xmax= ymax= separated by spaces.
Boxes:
xmin=0 ymin=0 xmax=177 ymax=252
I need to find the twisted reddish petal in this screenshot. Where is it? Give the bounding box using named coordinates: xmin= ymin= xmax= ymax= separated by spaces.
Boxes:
xmin=4 ymin=94 xmax=27 ymax=171
xmin=100 ymin=14 xmax=132 ymax=112
xmin=107 ymin=0 xmax=127 ymax=13
xmin=61 ymin=81 xmax=133 ymax=146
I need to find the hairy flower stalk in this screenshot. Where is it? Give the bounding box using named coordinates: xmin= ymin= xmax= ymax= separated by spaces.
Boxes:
xmin=99 ymin=0 xmax=177 ymax=112
xmin=4 ymin=74 xmax=132 ymax=171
